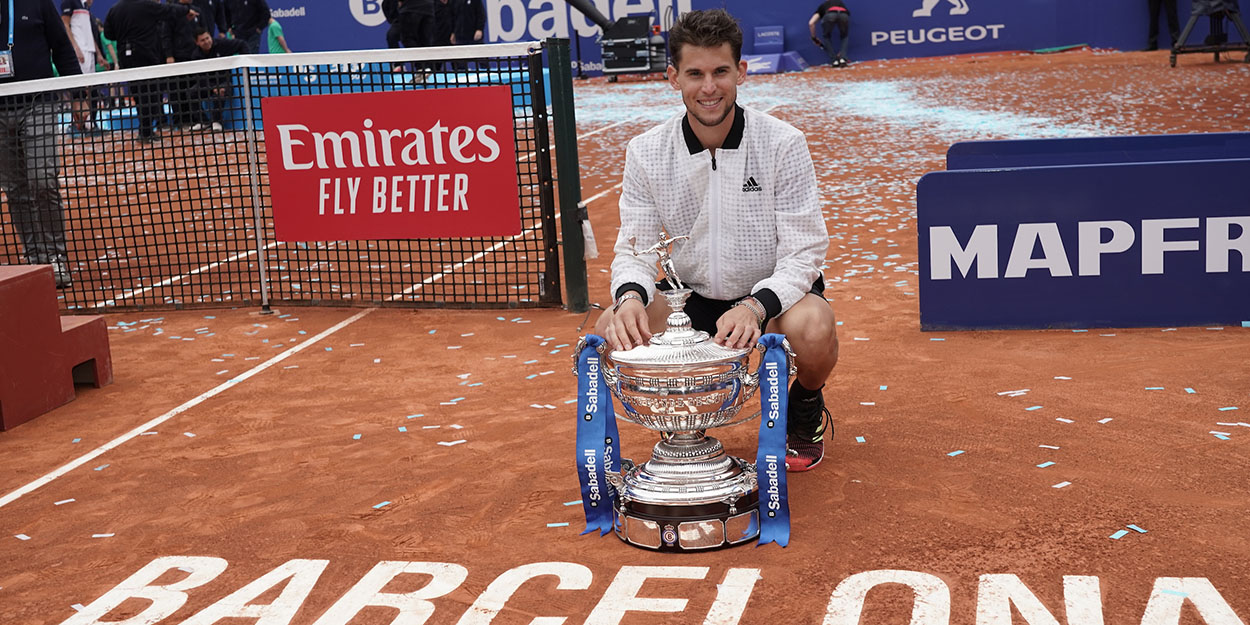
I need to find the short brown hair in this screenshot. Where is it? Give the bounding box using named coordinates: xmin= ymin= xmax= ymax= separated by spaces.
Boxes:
xmin=667 ymin=9 xmax=743 ymax=68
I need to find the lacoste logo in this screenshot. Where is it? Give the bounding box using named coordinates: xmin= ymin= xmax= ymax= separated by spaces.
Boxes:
xmin=914 ymin=0 xmax=969 ymax=17
xmin=742 ymin=176 xmax=762 ymax=193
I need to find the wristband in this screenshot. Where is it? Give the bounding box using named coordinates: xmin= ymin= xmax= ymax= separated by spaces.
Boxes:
xmin=734 ymin=296 xmax=766 ymax=324
xmin=612 ymin=291 xmax=643 ymax=313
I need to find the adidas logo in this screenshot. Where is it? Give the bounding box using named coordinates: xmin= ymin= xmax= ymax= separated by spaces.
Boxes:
xmin=742 ymin=176 xmax=762 ymax=193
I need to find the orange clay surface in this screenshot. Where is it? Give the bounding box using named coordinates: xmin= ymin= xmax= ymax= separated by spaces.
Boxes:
xmin=1 ymin=50 xmax=1248 ymax=625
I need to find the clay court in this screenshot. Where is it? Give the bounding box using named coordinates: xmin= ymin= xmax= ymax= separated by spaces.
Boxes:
xmin=2 ymin=49 xmax=1249 ymax=624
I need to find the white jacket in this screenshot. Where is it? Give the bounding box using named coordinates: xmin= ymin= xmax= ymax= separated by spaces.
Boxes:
xmin=611 ymin=104 xmax=828 ymax=318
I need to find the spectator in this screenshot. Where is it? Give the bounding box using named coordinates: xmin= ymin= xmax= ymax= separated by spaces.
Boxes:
xmin=1146 ymin=0 xmax=1181 ymax=50
xmin=383 ymin=0 xmax=401 ymax=48
xmin=267 ymin=17 xmax=291 ymax=53
xmin=190 ymin=28 xmax=247 ymax=131
xmin=433 ymin=0 xmax=454 ymax=48
xmin=61 ymin=0 xmax=103 ymax=75
xmin=166 ymin=0 xmax=205 ymax=129
xmin=809 ymin=0 xmax=850 ymax=67
xmin=0 ymin=0 xmax=84 ymax=288
xmin=398 ymin=0 xmax=434 ymax=50
xmin=93 ymin=15 xmax=118 ymax=72
xmin=224 ymin=0 xmax=270 ymax=54
xmin=192 ymin=0 xmax=228 ymax=38
xmin=104 ymin=0 xmax=197 ymax=141
xmin=93 ymin=15 xmax=123 ymax=112
xmin=450 ymin=0 xmax=485 ymax=47
xmin=61 ymin=0 xmax=104 ymax=132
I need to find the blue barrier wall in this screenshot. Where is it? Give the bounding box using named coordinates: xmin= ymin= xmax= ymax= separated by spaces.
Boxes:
xmin=917 ymin=157 xmax=1250 ymax=330
xmin=89 ymin=0 xmax=1242 ymax=71
xmin=947 ymin=133 xmax=1250 ymax=169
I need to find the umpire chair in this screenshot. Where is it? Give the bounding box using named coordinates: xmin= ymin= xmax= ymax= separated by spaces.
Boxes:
xmin=1170 ymin=0 xmax=1250 ymax=66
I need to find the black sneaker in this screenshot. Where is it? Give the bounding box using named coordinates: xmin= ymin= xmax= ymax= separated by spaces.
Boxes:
xmin=786 ymin=389 xmax=832 ymax=472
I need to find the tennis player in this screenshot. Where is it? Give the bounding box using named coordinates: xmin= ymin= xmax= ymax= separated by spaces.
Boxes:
xmin=594 ymin=9 xmax=839 ymax=472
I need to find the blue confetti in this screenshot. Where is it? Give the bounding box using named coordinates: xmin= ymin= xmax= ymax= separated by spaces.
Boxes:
xmin=855 ymin=436 xmax=866 ymax=443
xmin=373 ymin=501 xmax=391 ymax=509
xmin=1184 ymin=388 xmax=1196 ymax=394
xmin=1218 ymin=407 xmax=1238 ymax=411
xmin=930 ymin=337 xmax=945 ymax=341
xmin=1214 ymin=434 xmax=1230 ymax=440
xmin=398 ymin=426 xmax=408 ymax=432
xmin=1127 ymin=524 xmax=1147 ymax=533
xmin=325 ymin=347 xmax=332 ymax=351
xmin=1026 ymin=406 xmax=1042 ymax=411
xmin=352 ymin=434 xmax=361 ymax=440
xmin=1072 ymin=329 xmax=1088 ymax=333
xmin=563 ymin=500 xmax=582 ymax=506
xmin=407 ymin=414 xmax=424 ymax=419
xmin=94 ymin=464 xmax=109 ymax=471
xmin=1110 ymin=530 xmax=1129 ymax=540
xmin=947 ymin=450 xmax=965 ymax=456
xmin=429 ymin=329 xmax=437 ymax=334
xmin=546 ymin=522 xmax=570 ymax=528
xmin=72 ymin=438 xmax=81 ymax=444
xmin=879 ymin=385 xmax=888 ymax=390
xmin=1037 ymin=461 xmax=1055 ymax=468
xmin=1145 ymin=387 xmax=1164 ymax=390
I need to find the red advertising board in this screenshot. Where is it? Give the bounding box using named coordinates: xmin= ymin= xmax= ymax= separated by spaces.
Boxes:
xmin=262 ymin=87 xmax=520 ymax=241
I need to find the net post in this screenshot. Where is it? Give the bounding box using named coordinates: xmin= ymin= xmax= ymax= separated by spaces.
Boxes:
xmin=241 ymin=66 xmax=273 ymax=314
xmin=544 ymin=38 xmax=590 ymax=314
xmin=530 ymin=46 xmax=563 ymax=307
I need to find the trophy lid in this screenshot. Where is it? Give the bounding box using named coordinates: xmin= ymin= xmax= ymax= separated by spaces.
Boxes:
xmin=610 ymin=289 xmax=752 ymax=367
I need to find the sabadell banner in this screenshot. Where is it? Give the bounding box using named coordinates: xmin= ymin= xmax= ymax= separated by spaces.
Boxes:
xmin=261 ymin=86 xmax=521 ymax=242
xmin=90 ymin=1 xmax=1233 ymax=70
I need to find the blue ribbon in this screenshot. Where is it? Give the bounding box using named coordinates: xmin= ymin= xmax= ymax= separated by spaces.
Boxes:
xmin=755 ymin=333 xmax=790 ymax=547
xmin=575 ymin=335 xmax=621 ymax=536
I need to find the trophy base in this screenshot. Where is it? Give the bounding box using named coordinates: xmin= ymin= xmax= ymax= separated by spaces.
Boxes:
xmin=611 ymin=433 xmax=761 ymax=552
xmin=615 ymin=492 xmax=760 ymax=552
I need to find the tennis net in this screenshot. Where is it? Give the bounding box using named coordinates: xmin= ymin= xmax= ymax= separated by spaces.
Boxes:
xmin=0 ymin=41 xmax=581 ymax=313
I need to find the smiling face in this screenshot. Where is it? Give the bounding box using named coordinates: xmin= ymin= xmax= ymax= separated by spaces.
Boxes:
xmin=667 ymin=42 xmax=748 ymax=132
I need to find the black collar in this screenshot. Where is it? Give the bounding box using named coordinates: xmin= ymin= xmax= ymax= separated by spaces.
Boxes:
xmin=682 ymin=104 xmax=745 ymax=155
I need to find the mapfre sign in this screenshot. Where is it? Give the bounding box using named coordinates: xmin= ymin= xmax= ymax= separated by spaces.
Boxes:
xmin=262 ymin=87 xmax=520 ymax=241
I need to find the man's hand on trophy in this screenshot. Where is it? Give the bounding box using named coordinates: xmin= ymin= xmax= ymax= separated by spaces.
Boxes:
xmin=606 ymin=299 xmax=653 ymax=351
xmin=714 ymin=306 xmax=762 ymax=349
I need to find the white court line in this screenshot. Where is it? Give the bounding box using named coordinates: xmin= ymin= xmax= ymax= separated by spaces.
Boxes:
xmin=576 ymin=117 xmax=641 ymax=140
xmin=91 ymin=115 xmax=647 ymax=307
xmin=583 ymin=181 xmax=625 ymax=205
xmin=3 ymin=109 xmax=666 ymax=505
xmin=0 ymin=308 xmax=374 ymax=509
xmin=89 ymin=241 xmax=283 ymax=309
xmin=519 ymin=115 xmax=647 ymax=162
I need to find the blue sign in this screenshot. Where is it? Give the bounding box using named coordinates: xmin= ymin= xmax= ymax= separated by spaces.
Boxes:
xmin=917 ymin=157 xmax=1250 ymax=330
xmin=87 ymin=0 xmax=1241 ymax=72
xmin=947 ymin=133 xmax=1250 ymax=169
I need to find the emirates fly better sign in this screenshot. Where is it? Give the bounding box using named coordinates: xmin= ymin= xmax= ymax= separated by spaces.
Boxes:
xmin=262 ymin=87 xmax=520 ymax=241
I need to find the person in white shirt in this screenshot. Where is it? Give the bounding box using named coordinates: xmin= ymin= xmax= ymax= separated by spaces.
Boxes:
xmin=595 ymin=9 xmax=840 ymax=472
xmin=61 ymin=0 xmax=102 ymax=74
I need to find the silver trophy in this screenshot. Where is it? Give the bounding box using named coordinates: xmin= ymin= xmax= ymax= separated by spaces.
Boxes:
xmin=576 ymin=235 xmax=795 ymax=551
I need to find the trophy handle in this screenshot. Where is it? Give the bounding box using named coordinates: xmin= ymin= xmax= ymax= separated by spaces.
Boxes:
xmin=572 ymin=336 xmax=617 ymax=386
xmin=746 ymin=338 xmax=798 ymax=384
